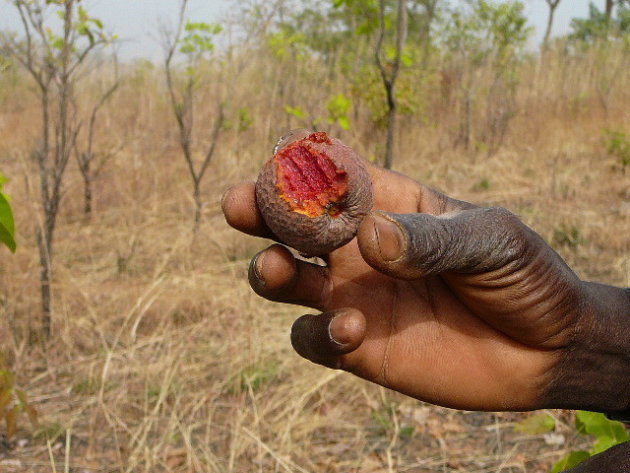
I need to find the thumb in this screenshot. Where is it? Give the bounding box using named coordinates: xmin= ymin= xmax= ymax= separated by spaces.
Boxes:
xmin=357 ymin=208 xmax=530 ymax=279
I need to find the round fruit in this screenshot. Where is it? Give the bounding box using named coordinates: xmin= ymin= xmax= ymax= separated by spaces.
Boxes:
xmin=255 ymin=131 xmax=374 ymax=255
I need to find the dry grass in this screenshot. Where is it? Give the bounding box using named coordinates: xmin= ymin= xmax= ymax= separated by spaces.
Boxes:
xmin=0 ymin=40 xmax=629 ymax=473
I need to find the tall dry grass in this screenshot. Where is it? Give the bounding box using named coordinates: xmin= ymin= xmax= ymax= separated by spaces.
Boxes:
xmin=0 ymin=37 xmax=629 ymax=472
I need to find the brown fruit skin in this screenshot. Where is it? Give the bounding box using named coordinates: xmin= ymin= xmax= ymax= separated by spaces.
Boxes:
xmin=255 ymin=132 xmax=374 ymax=256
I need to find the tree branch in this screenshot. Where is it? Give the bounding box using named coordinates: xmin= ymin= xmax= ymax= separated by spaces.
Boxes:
xmin=198 ymin=103 xmax=225 ymax=183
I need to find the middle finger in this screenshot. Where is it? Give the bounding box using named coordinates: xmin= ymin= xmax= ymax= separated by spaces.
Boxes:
xmin=249 ymin=244 xmax=333 ymax=311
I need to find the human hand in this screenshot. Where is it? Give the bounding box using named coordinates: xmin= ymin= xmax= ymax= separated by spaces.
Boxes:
xmin=222 ymin=130 xmax=630 ymax=413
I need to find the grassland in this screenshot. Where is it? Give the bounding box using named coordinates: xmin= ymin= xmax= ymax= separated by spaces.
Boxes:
xmin=0 ymin=40 xmax=629 ymax=472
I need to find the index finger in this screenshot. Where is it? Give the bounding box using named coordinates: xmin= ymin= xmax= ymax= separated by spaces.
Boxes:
xmin=221 ymin=181 xmax=276 ymax=240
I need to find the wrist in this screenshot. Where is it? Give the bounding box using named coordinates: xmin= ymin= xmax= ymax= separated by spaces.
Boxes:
xmin=542 ymin=282 xmax=630 ymax=413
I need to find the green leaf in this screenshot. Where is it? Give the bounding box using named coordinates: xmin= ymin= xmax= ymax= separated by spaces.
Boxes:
xmin=575 ymin=411 xmax=629 ymax=454
xmin=50 ymin=35 xmax=65 ymax=50
xmin=179 ymin=43 xmax=195 ymax=55
xmin=576 ymin=411 xmax=630 ymax=439
xmin=78 ymin=6 xmax=88 ymax=21
xmin=384 ymin=44 xmax=397 ymax=61
xmin=550 ymin=451 xmax=591 ymax=473
xmin=185 ymin=21 xmax=222 ymax=35
xmin=284 ymin=105 xmax=307 ymax=121
xmin=513 ymin=413 xmax=556 ymax=435
xmin=0 ymin=192 xmax=16 ymax=253
xmin=338 ymin=116 xmax=350 ymax=130
xmin=593 ymin=435 xmax=624 ymax=454
xmin=238 ymin=107 xmax=252 ymax=132
xmin=77 ymin=22 xmax=95 ymax=45
xmin=327 ymin=93 xmax=351 ymax=115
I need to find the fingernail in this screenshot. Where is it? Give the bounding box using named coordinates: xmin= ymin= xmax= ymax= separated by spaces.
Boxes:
xmin=273 ymin=129 xmax=311 ymax=154
xmin=328 ymin=310 xmax=365 ymax=352
xmin=329 ymin=314 xmax=348 ymax=346
xmin=373 ymin=214 xmax=404 ymax=262
xmin=249 ymin=251 xmax=266 ymax=286
xmin=220 ymin=187 xmax=232 ymax=211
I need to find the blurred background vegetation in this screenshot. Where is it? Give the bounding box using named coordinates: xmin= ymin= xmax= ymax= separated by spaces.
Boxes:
xmin=0 ymin=0 xmax=629 ymax=471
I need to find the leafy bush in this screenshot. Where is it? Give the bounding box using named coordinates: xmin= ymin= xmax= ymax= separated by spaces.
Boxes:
xmin=326 ymin=93 xmax=352 ymax=130
xmin=603 ymin=129 xmax=630 ymax=168
xmin=570 ymin=3 xmax=630 ymax=44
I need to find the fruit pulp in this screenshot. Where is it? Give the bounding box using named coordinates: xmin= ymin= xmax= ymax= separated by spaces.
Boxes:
xmin=275 ymin=138 xmax=348 ymax=218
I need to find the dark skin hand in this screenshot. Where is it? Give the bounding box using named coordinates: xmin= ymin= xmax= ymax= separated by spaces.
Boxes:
xmin=222 ymin=130 xmax=630 ymax=469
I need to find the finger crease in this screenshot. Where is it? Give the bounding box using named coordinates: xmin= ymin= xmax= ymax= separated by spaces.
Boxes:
xmin=319 ymin=268 xmax=333 ymax=309
xmin=376 ymin=284 xmax=398 ymax=385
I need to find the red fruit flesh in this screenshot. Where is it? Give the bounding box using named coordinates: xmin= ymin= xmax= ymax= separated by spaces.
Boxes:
xmin=275 ymin=143 xmax=348 ymax=218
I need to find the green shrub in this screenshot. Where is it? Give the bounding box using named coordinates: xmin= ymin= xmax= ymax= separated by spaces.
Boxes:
xmin=603 ymin=129 xmax=630 ymax=168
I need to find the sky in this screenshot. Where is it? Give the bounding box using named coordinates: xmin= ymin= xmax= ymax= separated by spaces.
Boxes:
xmin=0 ymin=1 xmax=600 ymax=61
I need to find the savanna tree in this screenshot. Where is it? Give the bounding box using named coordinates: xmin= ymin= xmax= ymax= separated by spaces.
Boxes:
xmin=311 ymin=0 xmax=441 ymax=167
xmin=374 ymin=0 xmax=408 ymax=169
xmin=266 ymin=0 xmax=441 ymax=167
xmin=604 ymin=0 xmax=629 ymax=22
xmin=163 ymin=0 xmax=224 ymax=231
xmin=570 ymin=1 xmax=630 ymax=43
xmin=75 ymin=55 xmax=121 ymax=220
xmin=568 ymin=2 xmax=630 ymax=115
xmin=440 ymin=0 xmax=531 ymax=152
xmin=0 ymin=0 xmax=115 ymax=337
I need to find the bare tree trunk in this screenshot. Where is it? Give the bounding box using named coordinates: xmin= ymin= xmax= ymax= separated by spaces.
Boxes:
xmin=384 ymin=83 xmax=397 ymax=170
xmin=543 ymin=0 xmax=561 ymax=48
xmin=36 ymin=1 xmax=72 ymax=336
xmin=420 ymin=0 xmax=439 ymax=68
xmin=37 ymin=229 xmax=52 ymax=338
xmin=36 ymin=71 xmax=54 ymax=339
xmin=193 ymin=181 xmax=202 ymax=232
xmin=375 ymin=0 xmax=408 ymax=169
xmin=37 ymin=154 xmax=59 ymax=338
xmin=460 ymin=94 xmax=472 ymax=150
xmin=79 ymin=158 xmax=92 ymax=217
xmin=606 ymin=0 xmax=614 ymax=22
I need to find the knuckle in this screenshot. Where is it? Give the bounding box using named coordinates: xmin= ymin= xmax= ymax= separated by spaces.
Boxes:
xmin=484 ymin=207 xmax=530 ymax=262
xmin=406 ymin=215 xmax=450 ymax=275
